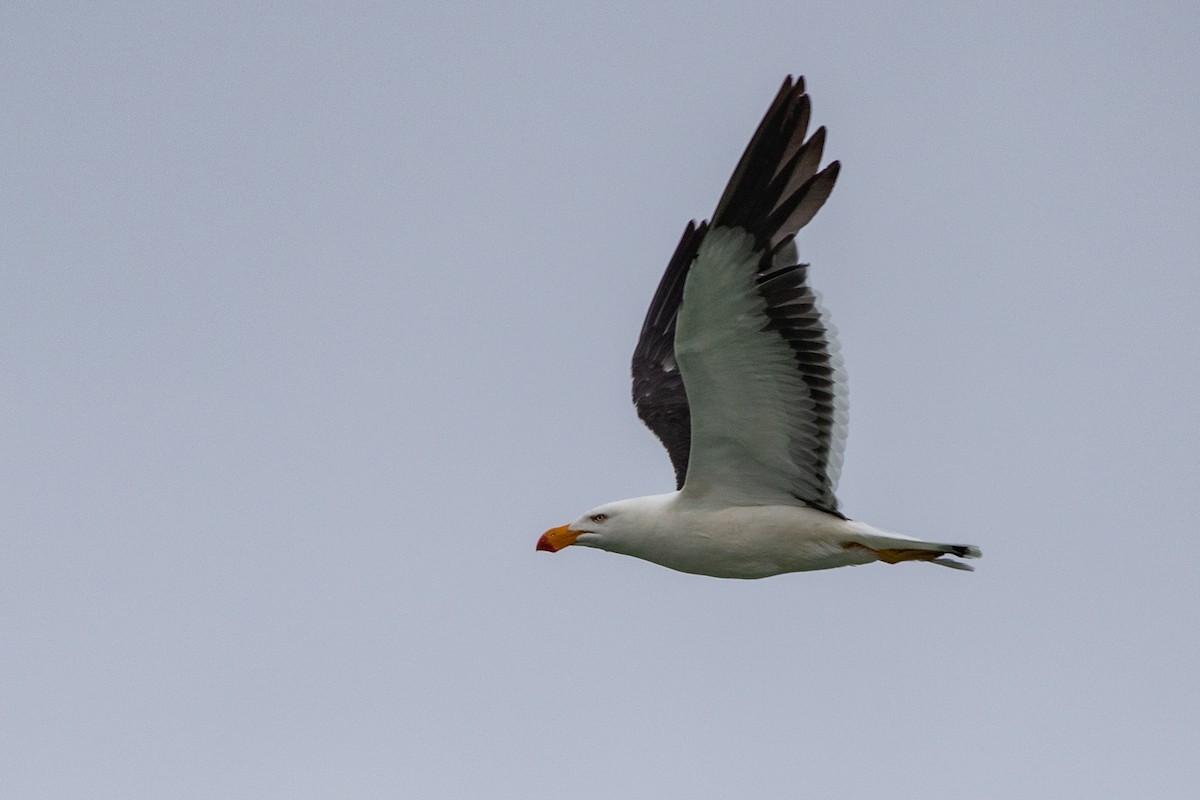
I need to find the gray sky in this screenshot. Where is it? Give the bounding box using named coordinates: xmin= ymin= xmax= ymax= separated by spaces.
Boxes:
xmin=4 ymin=2 xmax=1199 ymax=797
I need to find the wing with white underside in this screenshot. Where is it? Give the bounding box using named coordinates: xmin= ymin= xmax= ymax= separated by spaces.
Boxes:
xmin=675 ymin=225 xmax=846 ymax=511
xmin=669 ymin=76 xmax=847 ymax=512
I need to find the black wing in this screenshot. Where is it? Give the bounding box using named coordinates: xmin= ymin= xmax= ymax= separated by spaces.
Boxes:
xmin=631 ymin=220 xmax=707 ymax=488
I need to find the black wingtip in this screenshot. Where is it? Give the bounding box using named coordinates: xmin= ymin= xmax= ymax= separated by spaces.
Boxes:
xmin=711 ymin=76 xmax=836 ymax=252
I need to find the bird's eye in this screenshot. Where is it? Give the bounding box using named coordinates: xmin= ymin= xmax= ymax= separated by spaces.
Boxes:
xmin=590 ymin=513 xmax=608 ymax=523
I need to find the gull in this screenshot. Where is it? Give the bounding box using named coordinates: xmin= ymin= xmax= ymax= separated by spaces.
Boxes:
xmin=537 ymin=76 xmax=980 ymax=577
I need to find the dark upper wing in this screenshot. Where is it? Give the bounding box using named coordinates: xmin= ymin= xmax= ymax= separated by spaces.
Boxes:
xmin=631 ymin=220 xmax=707 ymax=488
xmin=630 ymin=76 xmax=846 ymax=512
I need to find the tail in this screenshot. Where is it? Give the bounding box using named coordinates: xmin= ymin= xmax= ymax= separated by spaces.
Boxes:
xmin=845 ymin=523 xmax=982 ymax=572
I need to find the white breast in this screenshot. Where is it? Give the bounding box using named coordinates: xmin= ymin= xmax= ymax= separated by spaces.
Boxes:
xmin=623 ymin=498 xmax=875 ymax=579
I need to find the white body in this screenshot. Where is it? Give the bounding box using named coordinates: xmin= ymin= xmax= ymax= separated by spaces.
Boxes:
xmin=571 ymin=492 xmax=973 ymax=579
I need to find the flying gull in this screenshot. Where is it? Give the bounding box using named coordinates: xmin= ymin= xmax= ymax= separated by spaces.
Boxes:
xmin=537 ymin=76 xmax=980 ymax=577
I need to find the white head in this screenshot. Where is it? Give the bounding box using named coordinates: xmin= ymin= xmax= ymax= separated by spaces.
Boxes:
xmin=536 ymin=494 xmax=673 ymax=557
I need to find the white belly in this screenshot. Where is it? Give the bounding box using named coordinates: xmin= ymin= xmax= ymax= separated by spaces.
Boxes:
xmin=624 ymin=502 xmax=876 ymax=579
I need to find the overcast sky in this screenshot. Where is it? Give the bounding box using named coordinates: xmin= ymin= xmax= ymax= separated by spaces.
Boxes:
xmin=4 ymin=2 xmax=1199 ymax=798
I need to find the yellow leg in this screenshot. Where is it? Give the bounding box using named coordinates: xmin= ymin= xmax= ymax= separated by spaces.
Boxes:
xmin=843 ymin=542 xmax=944 ymax=564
